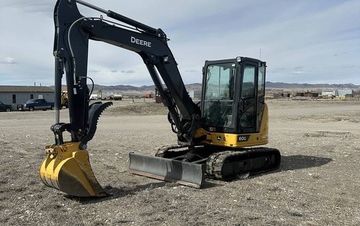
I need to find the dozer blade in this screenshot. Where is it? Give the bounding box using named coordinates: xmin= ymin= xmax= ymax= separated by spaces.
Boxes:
xmin=129 ymin=152 xmax=205 ymax=188
xmin=39 ymin=142 xmax=107 ymax=197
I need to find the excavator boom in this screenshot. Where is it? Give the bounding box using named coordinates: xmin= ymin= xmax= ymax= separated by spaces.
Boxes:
xmin=41 ymin=0 xmax=202 ymax=197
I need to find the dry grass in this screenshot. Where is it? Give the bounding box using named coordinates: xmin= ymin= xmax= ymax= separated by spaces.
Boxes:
xmin=108 ymin=102 xmax=167 ymax=115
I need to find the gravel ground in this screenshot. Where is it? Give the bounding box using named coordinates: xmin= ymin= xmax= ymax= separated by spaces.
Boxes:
xmin=0 ymin=100 xmax=359 ymax=225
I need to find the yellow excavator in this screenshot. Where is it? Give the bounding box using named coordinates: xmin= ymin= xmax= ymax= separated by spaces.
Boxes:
xmin=40 ymin=0 xmax=280 ymax=197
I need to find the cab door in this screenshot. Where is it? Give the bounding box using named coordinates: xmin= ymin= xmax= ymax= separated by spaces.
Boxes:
xmin=201 ymin=61 xmax=237 ymax=133
xmin=238 ymin=62 xmax=258 ymax=133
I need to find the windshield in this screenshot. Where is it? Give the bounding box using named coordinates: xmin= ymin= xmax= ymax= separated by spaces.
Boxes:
xmin=26 ymin=100 xmax=36 ymax=104
xmin=203 ymin=63 xmax=235 ymax=129
xmin=205 ymin=63 xmax=235 ymax=100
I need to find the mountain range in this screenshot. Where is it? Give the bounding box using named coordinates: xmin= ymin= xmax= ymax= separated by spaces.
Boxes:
xmin=94 ymin=82 xmax=360 ymax=93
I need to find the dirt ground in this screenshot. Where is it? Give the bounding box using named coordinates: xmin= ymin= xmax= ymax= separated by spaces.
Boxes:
xmin=0 ymin=99 xmax=360 ymax=225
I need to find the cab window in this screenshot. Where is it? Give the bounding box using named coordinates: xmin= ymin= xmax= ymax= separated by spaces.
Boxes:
xmin=203 ymin=63 xmax=235 ymax=129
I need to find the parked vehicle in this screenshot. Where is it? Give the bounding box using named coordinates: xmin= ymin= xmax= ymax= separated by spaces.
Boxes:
xmin=18 ymin=99 xmax=54 ymax=111
xmin=0 ymin=101 xmax=12 ymax=112
xmin=110 ymin=94 xmax=123 ymax=100
xmin=90 ymin=94 xmax=100 ymax=100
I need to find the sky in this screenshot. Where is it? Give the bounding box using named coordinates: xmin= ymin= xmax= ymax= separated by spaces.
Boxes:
xmin=0 ymin=0 xmax=359 ymax=86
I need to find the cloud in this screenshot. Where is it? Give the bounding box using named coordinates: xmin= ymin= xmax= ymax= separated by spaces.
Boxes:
xmin=89 ymin=69 xmax=100 ymax=73
xmin=121 ymin=70 xmax=135 ymax=74
xmin=0 ymin=0 xmax=52 ymax=14
xmin=185 ymin=69 xmax=199 ymax=73
xmin=0 ymin=0 xmax=359 ymax=85
xmin=292 ymin=66 xmax=305 ymax=75
xmin=85 ymin=63 xmax=149 ymax=86
xmin=268 ymin=67 xmax=286 ymax=73
xmin=0 ymin=57 xmax=17 ymax=65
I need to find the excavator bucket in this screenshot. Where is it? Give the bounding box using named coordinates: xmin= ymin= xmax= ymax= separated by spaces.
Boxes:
xmin=129 ymin=152 xmax=205 ymax=188
xmin=39 ymin=142 xmax=107 ymax=197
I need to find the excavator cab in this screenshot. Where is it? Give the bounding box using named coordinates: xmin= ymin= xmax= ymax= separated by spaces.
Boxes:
xmin=193 ymin=57 xmax=269 ymax=150
xmin=202 ymin=57 xmax=265 ymax=135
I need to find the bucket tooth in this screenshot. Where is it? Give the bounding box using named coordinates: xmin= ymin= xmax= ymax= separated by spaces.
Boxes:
xmin=129 ymin=152 xmax=205 ymax=188
xmin=39 ymin=142 xmax=107 ymax=197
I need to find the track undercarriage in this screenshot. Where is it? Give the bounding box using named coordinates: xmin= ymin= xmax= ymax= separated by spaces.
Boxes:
xmin=129 ymin=145 xmax=281 ymax=188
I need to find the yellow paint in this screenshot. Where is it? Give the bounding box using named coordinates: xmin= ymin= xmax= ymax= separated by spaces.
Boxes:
xmin=194 ymin=104 xmax=269 ymax=148
xmin=39 ymin=142 xmax=105 ymax=197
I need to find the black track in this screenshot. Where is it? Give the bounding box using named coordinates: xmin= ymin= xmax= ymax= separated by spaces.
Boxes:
xmin=155 ymin=145 xmax=281 ymax=181
xmin=206 ymin=148 xmax=281 ymax=180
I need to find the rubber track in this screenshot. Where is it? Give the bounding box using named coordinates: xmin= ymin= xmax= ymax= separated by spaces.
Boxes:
xmin=154 ymin=145 xmax=281 ymax=181
xmin=206 ymin=148 xmax=281 ymax=180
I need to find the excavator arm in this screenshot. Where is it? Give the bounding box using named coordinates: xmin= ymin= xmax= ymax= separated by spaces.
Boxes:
xmin=52 ymin=0 xmax=200 ymax=148
xmin=40 ymin=0 xmax=202 ymax=197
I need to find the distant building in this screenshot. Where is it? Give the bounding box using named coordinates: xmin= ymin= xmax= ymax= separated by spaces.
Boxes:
xmin=337 ymin=89 xmax=353 ymax=98
xmin=295 ymin=91 xmax=319 ymax=98
xmin=353 ymin=90 xmax=360 ymax=97
xmin=188 ymin=90 xmax=202 ymax=100
xmin=144 ymin=91 xmax=154 ymax=98
xmin=281 ymin=92 xmax=292 ymax=98
xmin=0 ymin=86 xmax=54 ymax=109
xmin=321 ymin=90 xmax=336 ymax=98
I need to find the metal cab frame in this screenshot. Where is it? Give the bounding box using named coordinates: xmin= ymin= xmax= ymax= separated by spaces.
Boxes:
xmin=201 ymin=57 xmax=267 ymax=135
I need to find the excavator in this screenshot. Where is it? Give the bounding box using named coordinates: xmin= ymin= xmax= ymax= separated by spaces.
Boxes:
xmin=40 ymin=0 xmax=281 ymax=197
